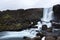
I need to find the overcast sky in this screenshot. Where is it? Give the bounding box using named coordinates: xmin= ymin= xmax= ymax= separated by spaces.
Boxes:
xmin=0 ymin=0 xmax=60 ymax=11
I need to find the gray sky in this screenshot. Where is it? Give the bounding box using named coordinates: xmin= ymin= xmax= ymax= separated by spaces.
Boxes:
xmin=0 ymin=0 xmax=60 ymax=11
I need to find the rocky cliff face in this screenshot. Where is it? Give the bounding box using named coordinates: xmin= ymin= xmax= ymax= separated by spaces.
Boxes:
xmin=52 ymin=4 xmax=60 ymax=29
xmin=0 ymin=8 xmax=43 ymax=31
xmin=53 ymin=4 xmax=60 ymax=21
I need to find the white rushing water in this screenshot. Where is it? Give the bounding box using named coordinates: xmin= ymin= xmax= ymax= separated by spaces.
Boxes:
xmin=41 ymin=8 xmax=53 ymax=28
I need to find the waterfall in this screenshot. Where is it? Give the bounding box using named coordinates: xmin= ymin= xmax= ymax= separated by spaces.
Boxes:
xmin=42 ymin=8 xmax=53 ymax=22
xmin=41 ymin=8 xmax=53 ymax=28
xmin=36 ymin=7 xmax=53 ymax=31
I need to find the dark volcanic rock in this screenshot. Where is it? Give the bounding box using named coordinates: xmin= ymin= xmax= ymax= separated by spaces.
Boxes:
xmin=52 ymin=4 xmax=60 ymax=30
xmin=53 ymin=4 xmax=60 ymax=21
xmin=42 ymin=25 xmax=47 ymax=31
xmin=24 ymin=8 xmax=43 ymax=21
xmin=36 ymin=32 xmax=45 ymax=38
